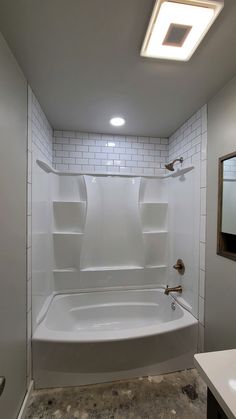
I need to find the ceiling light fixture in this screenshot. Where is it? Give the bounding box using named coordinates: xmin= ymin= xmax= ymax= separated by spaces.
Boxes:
xmin=141 ymin=0 xmax=224 ymax=61
xmin=110 ymin=117 xmax=126 ymax=127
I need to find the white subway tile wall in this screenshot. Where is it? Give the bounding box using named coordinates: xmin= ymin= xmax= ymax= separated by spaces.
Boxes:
xmin=169 ymin=105 xmax=207 ymax=352
xmin=53 ymin=131 xmax=168 ymax=175
xmin=27 ymin=86 xmax=53 ymax=387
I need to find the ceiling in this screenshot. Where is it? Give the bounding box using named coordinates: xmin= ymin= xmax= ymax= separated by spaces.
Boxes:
xmin=0 ymin=0 xmax=236 ymax=137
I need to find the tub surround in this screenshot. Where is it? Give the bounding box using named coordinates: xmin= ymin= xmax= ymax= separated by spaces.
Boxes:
xmin=29 ymin=86 xmax=54 ymax=338
xmin=30 ymin=91 xmax=208 ymax=390
xmin=169 ymin=105 xmax=207 ymax=352
xmin=49 ymin=173 xmax=169 ymax=293
xmin=31 ymin=103 xmax=207 ymax=331
xmin=33 ymin=176 xmax=198 ymax=387
xmin=195 ymin=350 xmax=236 ymax=419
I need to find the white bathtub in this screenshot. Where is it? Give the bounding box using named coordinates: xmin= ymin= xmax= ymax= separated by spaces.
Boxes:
xmin=33 ymin=288 xmax=198 ymax=388
xmin=34 ymin=289 xmax=196 ymax=342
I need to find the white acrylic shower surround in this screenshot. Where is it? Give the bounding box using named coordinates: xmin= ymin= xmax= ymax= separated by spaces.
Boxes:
xmin=33 ymin=160 xmax=198 ymax=388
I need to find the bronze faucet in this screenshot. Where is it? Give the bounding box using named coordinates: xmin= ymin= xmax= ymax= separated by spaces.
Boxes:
xmin=164 ymin=285 xmax=183 ymax=295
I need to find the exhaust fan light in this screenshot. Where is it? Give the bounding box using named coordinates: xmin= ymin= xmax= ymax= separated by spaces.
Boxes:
xmin=141 ymin=0 xmax=224 ymax=61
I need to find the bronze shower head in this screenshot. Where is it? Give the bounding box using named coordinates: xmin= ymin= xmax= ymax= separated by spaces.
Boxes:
xmin=165 ymin=157 xmax=183 ymax=172
xmin=165 ymin=162 xmax=175 ymax=171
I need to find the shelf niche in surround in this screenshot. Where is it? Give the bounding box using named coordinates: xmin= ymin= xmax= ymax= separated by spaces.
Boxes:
xmin=139 ymin=178 xmax=168 ymax=270
xmin=53 ymin=233 xmax=83 ymax=270
xmin=52 ymin=174 xmax=87 ymax=272
xmin=143 ymin=232 xmax=168 ymax=268
xmin=53 ymin=201 xmax=86 ymax=233
xmin=140 ymin=202 xmax=168 ymax=232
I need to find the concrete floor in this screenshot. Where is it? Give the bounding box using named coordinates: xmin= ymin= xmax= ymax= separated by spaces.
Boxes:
xmin=26 ymin=369 xmax=207 ymax=419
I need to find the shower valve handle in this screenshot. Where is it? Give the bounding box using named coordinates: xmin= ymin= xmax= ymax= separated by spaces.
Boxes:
xmin=173 ymin=259 xmax=185 ymax=275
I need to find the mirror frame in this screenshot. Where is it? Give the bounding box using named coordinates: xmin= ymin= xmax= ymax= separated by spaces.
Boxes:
xmin=217 ymin=151 xmax=236 ymax=261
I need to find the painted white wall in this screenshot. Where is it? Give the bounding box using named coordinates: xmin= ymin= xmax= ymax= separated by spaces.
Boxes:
xmin=0 ymin=32 xmax=27 ymax=419
xmin=205 ymin=75 xmax=236 ymax=351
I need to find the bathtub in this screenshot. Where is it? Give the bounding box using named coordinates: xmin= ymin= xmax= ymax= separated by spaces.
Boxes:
xmin=33 ymin=289 xmax=198 ymax=388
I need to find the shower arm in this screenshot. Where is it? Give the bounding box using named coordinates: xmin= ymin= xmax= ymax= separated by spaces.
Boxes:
xmin=172 ymin=157 xmax=183 ymax=165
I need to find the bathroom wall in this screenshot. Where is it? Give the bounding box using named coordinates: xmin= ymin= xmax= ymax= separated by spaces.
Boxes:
xmin=0 ymin=32 xmax=27 ymax=419
xmin=53 ymin=131 xmax=168 ymax=175
xmin=28 ymin=87 xmax=53 ymax=363
xmin=168 ymin=105 xmax=207 ymax=352
xmin=205 ymin=75 xmax=236 ymax=351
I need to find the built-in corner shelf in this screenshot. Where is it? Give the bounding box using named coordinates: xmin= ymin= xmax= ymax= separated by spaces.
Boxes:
xmin=53 ymin=198 xmax=87 ymax=271
xmin=139 ymin=201 xmax=168 ymax=269
xmin=53 ymin=201 xmax=86 ymax=233
xmin=140 ymin=202 xmax=168 ymax=233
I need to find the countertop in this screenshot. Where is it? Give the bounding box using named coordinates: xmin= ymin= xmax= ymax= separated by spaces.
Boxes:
xmin=194 ymin=349 xmax=236 ymax=419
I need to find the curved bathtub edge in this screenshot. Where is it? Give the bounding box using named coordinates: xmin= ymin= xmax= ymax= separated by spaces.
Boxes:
xmin=33 ymin=288 xmax=198 ymax=344
xmin=35 ymin=285 xmax=169 ymax=327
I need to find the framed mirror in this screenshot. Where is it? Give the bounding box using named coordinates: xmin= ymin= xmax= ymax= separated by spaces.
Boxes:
xmin=217 ymin=151 xmax=236 ymax=260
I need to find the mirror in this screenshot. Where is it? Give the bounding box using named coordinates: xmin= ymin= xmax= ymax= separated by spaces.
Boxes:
xmin=217 ymin=152 xmax=236 ymax=260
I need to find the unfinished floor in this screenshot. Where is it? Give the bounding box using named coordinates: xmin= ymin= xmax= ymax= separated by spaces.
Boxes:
xmin=25 ymin=369 xmax=207 ymax=419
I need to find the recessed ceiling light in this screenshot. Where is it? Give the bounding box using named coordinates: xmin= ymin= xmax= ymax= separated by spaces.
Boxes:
xmin=141 ymin=0 xmax=224 ymax=62
xmin=110 ymin=117 xmax=126 ymax=127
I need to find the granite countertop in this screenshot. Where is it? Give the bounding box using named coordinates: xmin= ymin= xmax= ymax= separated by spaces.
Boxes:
xmin=194 ymin=349 xmax=236 ymax=419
